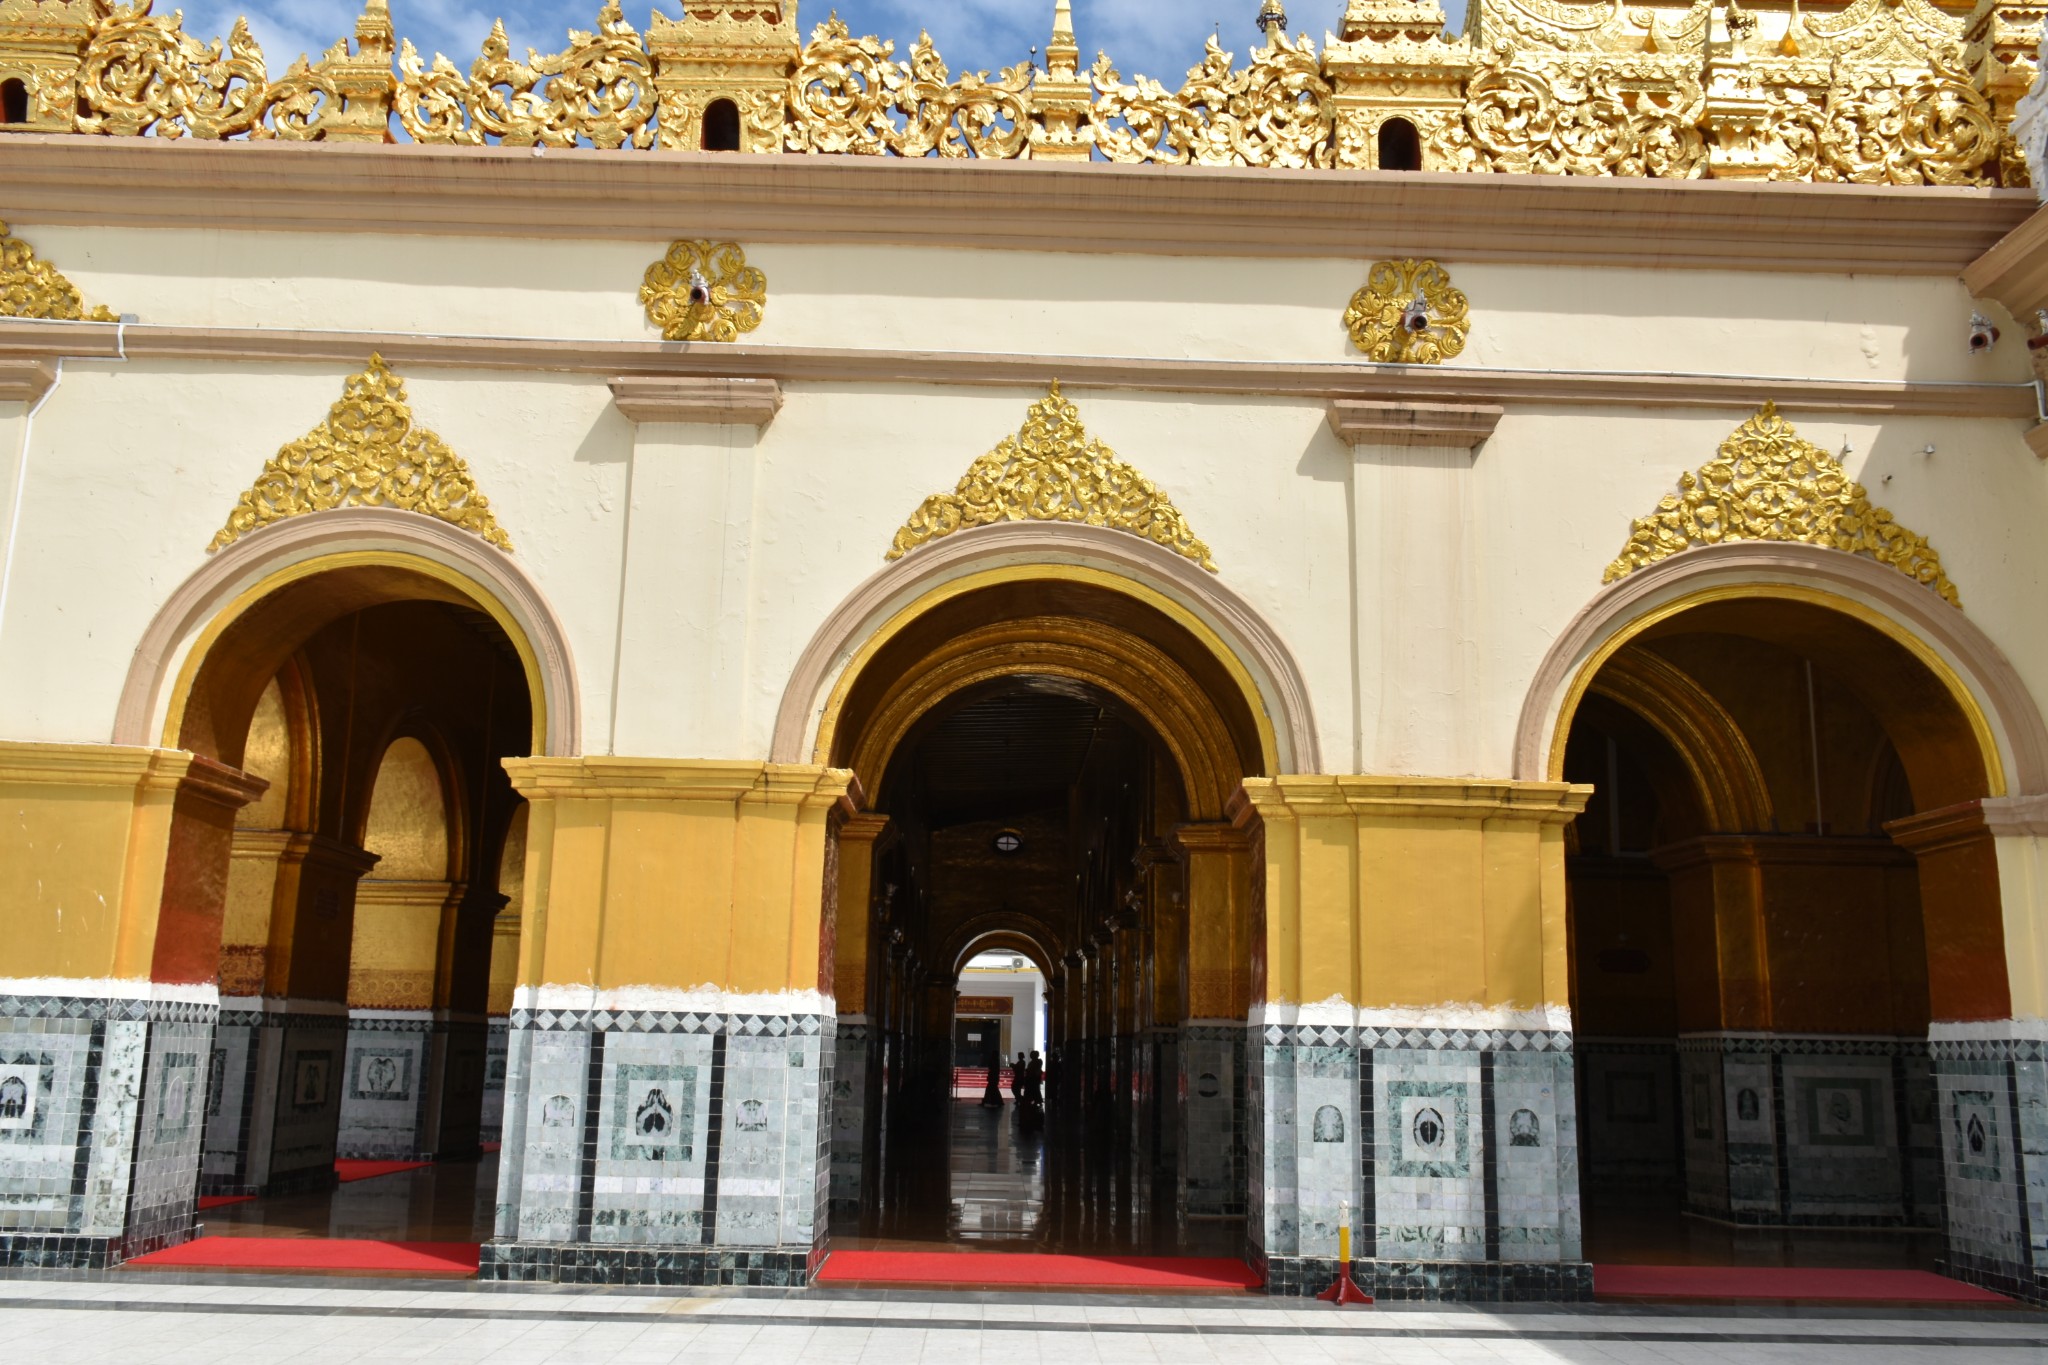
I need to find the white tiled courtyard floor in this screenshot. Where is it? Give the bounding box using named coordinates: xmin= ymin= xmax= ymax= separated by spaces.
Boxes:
xmin=0 ymin=1277 xmax=2042 ymax=1364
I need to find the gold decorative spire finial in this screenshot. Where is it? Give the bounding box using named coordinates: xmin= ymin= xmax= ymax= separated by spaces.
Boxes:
xmin=1604 ymin=403 xmax=1957 ymax=605
xmin=888 ymin=382 xmax=1217 ymax=571
xmin=0 ymin=221 xmax=117 ymax=322
xmin=208 ymin=354 xmax=512 ymax=553
xmin=1047 ymin=0 xmax=1078 ymax=79
xmin=1257 ymin=0 xmax=1289 ymax=44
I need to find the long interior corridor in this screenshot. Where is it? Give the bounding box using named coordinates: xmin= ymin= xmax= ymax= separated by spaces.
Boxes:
xmin=824 ymin=574 xmax=1271 ymax=1262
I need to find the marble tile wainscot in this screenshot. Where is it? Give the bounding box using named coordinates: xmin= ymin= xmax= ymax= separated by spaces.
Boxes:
xmin=1251 ymin=1020 xmax=1590 ymax=1302
xmin=0 ymin=990 xmax=218 ymax=1269
xmin=483 ymin=1005 xmax=831 ymax=1287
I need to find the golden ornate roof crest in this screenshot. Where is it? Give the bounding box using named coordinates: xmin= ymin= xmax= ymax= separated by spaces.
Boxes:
xmin=887 ymin=383 xmax=1216 ymax=572
xmin=0 ymin=221 xmax=116 ymax=321
xmin=209 ymin=354 xmax=512 ymax=553
xmin=1604 ymin=403 xmax=1957 ymax=606
xmin=640 ymin=240 xmax=766 ymax=342
xmin=0 ymin=1 xmax=2029 ymax=186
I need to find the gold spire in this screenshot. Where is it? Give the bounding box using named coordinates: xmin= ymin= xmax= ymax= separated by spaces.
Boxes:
xmin=1047 ymin=0 xmax=1078 ymax=80
xmin=1258 ymin=0 xmax=1289 ymax=44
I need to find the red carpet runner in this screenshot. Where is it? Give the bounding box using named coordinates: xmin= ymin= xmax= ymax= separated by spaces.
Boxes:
xmin=333 ymin=1159 xmax=432 ymax=1184
xmin=195 ymin=1194 xmax=254 ymax=1210
xmin=1594 ymin=1265 xmax=2008 ymax=1304
xmin=126 ymin=1238 xmax=480 ymax=1275
xmin=817 ymin=1251 xmax=1262 ymax=1291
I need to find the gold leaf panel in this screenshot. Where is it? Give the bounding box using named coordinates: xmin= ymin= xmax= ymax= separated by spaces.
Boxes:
xmin=888 ymin=382 xmax=1216 ymax=572
xmin=1605 ymin=403 xmax=1957 ymax=606
xmin=640 ymin=239 xmax=767 ymax=343
xmin=208 ymin=354 xmax=512 ymax=553
xmin=0 ymin=221 xmax=117 ymax=322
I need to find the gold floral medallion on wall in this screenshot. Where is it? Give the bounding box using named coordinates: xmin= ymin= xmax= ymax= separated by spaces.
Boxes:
xmin=1344 ymin=259 xmax=1469 ymax=365
xmin=1605 ymin=402 xmax=1957 ymax=606
xmin=208 ymin=354 xmax=512 ymax=553
xmin=641 ymin=240 xmax=766 ymax=342
xmin=888 ymin=381 xmax=1216 ymax=571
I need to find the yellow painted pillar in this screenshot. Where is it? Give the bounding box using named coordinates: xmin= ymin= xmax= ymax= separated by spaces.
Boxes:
xmin=1236 ymin=777 xmax=1588 ymax=1014
xmin=0 ymin=742 xmax=241 ymax=985
xmin=501 ymin=759 xmax=852 ymax=1001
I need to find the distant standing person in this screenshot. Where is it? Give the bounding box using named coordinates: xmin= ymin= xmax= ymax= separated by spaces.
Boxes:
xmin=980 ymin=1037 xmax=1004 ymax=1108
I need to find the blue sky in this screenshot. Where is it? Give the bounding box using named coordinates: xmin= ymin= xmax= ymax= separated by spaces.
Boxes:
xmin=174 ymin=1 xmax=1468 ymax=89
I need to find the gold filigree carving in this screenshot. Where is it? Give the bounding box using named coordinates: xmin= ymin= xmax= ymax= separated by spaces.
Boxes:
xmin=888 ymin=382 xmax=1216 ymax=571
xmin=396 ymin=1 xmax=655 ymax=148
xmin=640 ymin=240 xmax=766 ymax=343
xmin=1605 ymin=403 xmax=1957 ymax=606
xmin=208 ymin=354 xmax=512 ymax=553
xmin=4 ymin=1 xmax=2036 ymax=186
xmin=0 ymin=221 xmax=117 ymax=321
xmin=64 ymin=0 xmax=388 ymax=142
xmin=1344 ymin=259 xmax=1470 ymax=364
xmin=1089 ymin=33 xmax=1335 ymax=168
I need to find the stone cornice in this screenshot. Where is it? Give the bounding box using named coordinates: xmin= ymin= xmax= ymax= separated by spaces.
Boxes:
xmin=1965 ymin=201 xmax=2048 ymax=320
xmin=0 ymin=135 xmax=2030 ymax=274
xmin=0 ymin=357 xmax=58 ymax=405
xmin=1 ymin=320 xmax=2031 ymax=420
xmin=608 ymin=376 xmax=783 ymax=427
xmin=1328 ymin=399 xmax=1504 ymax=450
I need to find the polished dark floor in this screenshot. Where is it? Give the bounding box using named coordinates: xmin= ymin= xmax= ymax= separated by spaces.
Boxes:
xmin=1582 ymin=1197 xmax=1944 ymax=1271
xmin=834 ymin=1097 xmax=1242 ymax=1256
xmin=192 ymin=1124 xmax=1946 ymax=1277
xmin=202 ymin=1156 xmax=498 ymax=1242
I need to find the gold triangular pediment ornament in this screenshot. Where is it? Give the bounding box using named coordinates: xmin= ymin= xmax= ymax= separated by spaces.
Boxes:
xmin=1604 ymin=403 xmax=1957 ymax=606
xmin=0 ymin=221 xmax=117 ymax=322
xmin=887 ymin=382 xmax=1216 ymax=572
xmin=208 ymin=354 xmax=512 ymax=553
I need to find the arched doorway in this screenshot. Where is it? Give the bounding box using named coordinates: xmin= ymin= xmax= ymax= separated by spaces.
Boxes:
xmin=137 ymin=523 xmax=554 ymax=1251
xmin=817 ymin=570 xmax=1273 ymax=1257
xmin=1552 ymin=587 xmax=2010 ymax=1273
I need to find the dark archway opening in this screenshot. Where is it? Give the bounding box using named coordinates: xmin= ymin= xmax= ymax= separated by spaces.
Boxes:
xmin=844 ymin=677 xmax=1223 ymax=1253
xmin=1563 ymin=598 xmax=2002 ymax=1276
xmin=1378 ymin=117 xmax=1421 ymax=171
xmin=701 ymin=98 xmax=742 ymax=152
xmin=180 ymin=569 xmax=536 ymax=1251
xmin=1 ymin=78 xmax=29 ymax=127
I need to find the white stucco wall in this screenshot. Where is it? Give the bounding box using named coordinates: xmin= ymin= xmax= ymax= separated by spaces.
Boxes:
xmin=1 ymin=220 xmax=2042 ymax=782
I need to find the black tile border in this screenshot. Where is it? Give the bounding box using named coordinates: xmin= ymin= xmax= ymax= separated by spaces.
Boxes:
xmin=1262 ymin=1024 xmax=1573 ymax=1053
xmin=0 ymin=1236 xmax=114 ymax=1271
xmin=510 ymin=1009 xmax=829 ymax=1038
xmin=1261 ymin=1255 xmax=1597 ymax=1303
xmin=477 ymin=1241 xmax=817 ymax=1288
xmin=0 ymin=995 xmax=216 ymax=1025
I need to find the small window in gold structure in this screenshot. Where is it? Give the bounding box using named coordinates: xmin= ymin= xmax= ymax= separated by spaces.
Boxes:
xmin=1378 ymin=118 xmax=1421 ymax=172
xmin=0 ymin=79 xmax=28 ymax=128
xmin=702 ymin=99 xmax=742 ymax=153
